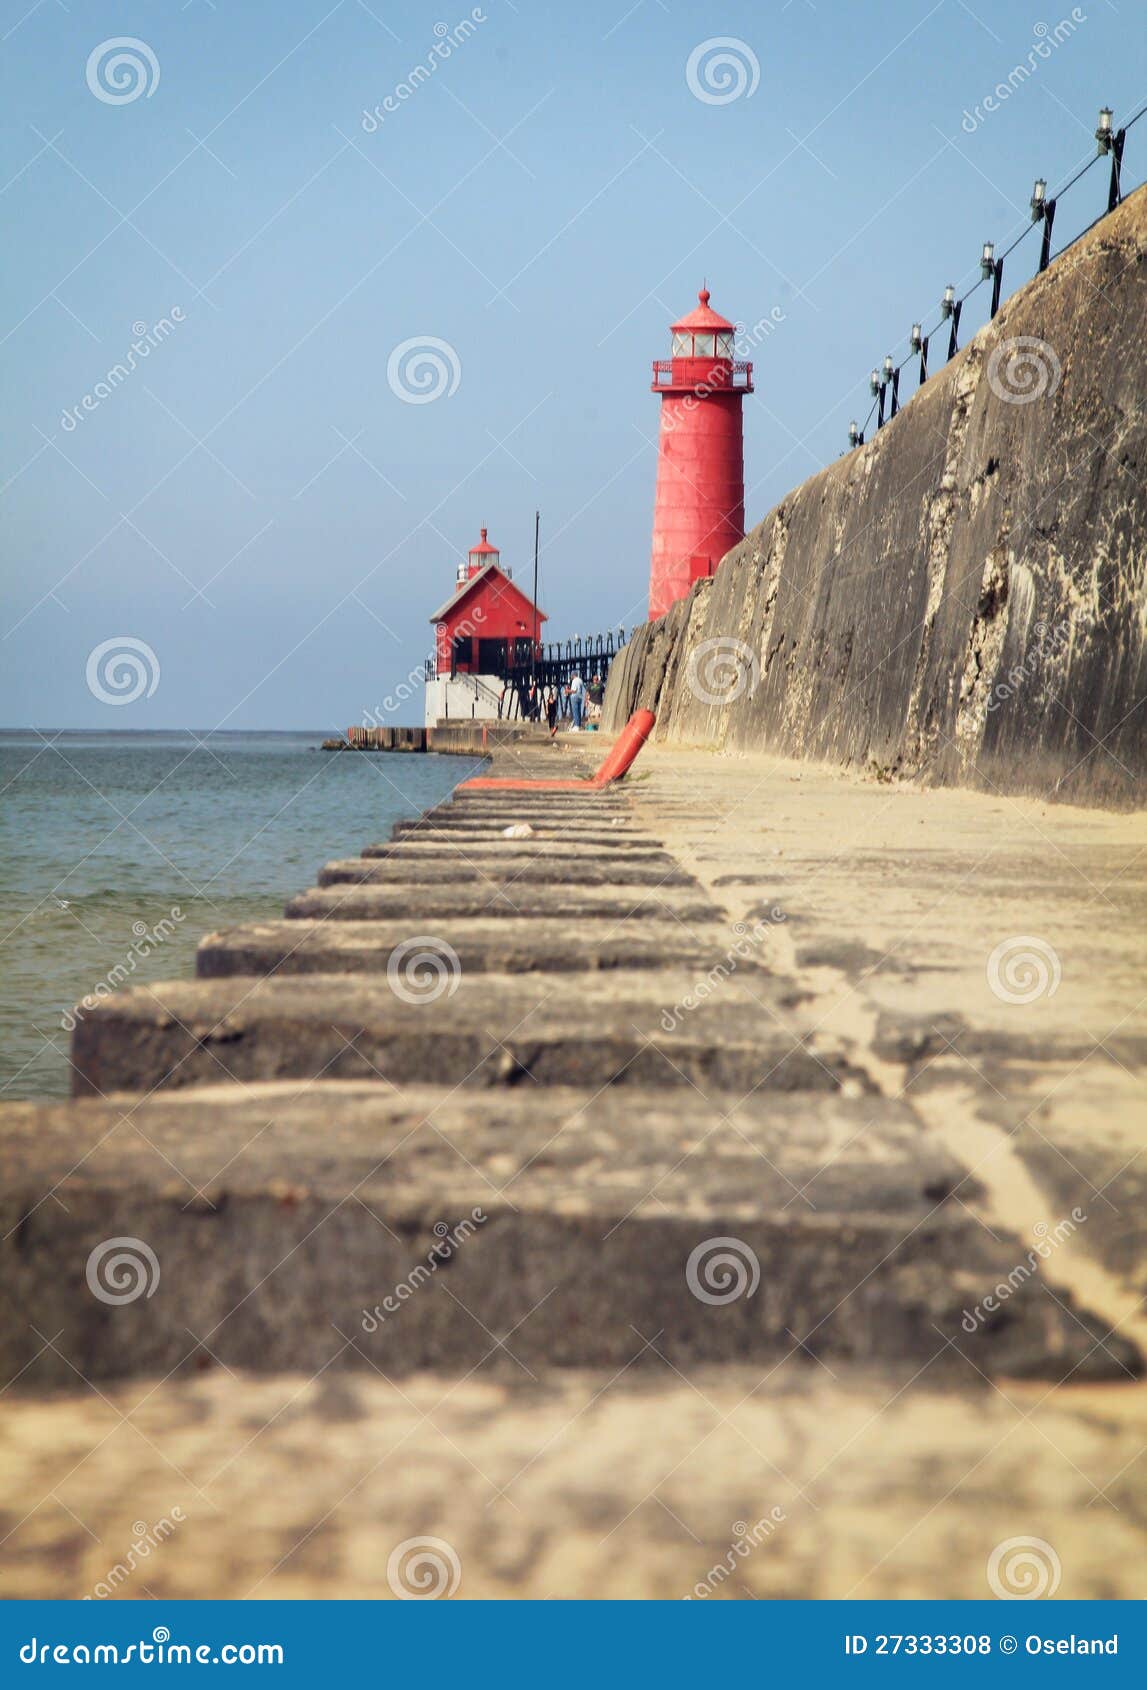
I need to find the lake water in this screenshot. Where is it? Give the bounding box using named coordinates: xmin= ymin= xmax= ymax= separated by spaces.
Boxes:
xmin=0 ymin=732 xmax=476 ymax=1100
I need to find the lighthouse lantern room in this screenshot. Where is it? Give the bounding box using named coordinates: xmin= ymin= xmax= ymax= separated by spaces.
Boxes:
xmin=648 ymin=287 xmax=753 ymax=620
xmin=457 ymin=526 xmax=505 ymax=586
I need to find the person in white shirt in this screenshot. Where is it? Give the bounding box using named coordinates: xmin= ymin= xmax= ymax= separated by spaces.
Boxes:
xmin=568 ymin=671 xmax=585 ymax=730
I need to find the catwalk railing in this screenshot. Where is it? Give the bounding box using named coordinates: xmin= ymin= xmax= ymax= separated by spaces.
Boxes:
xmin=424 ymin=628 xmax=626 ymax=684
xmin=424 ymin=630 xmax=627 ymax=721
xmin=848 ymin=98 xmax=1146 ymax=448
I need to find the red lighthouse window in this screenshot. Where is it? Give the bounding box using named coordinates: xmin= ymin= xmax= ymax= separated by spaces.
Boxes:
xmin=692 ymin=332 xmax=715 ymax=357
xmin=716 ymin=331 xmax=735 ymax=357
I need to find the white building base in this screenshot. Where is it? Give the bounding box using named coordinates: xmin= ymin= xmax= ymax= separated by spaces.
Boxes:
xmin=424 ymin=674 xmax=510 ymax=728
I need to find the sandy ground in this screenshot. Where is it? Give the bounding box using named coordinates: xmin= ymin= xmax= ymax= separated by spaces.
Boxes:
xmin=620 ymin=743 xmax=1147 ymax=1582
xmin=633 ymin=745 xmax=1147 ymax=1315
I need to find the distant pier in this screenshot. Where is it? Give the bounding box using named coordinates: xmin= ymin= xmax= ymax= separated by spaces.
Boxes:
xmin=328 ymin=723 xmax=541 ymax=755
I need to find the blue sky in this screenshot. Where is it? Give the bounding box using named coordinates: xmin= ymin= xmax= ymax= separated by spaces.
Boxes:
xmin=2 ymin=0 xmax=1142 ymax=728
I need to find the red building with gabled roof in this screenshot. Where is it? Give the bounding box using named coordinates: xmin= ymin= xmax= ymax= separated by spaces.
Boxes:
xmin=429 ymin=527 xmax=547 ymax=677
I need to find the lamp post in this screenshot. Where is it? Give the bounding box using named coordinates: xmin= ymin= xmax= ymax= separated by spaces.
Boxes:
xmin=870 ymin=366 xmax=886 ymax=429
xmin=1030 ymin=177 xmax=1057 ymax=271
xmin=909 ymin=320 xmax=928 ymax=386
xmin=883 ymin=353 xmax=900 ymax=419
xmin=940 ymin=282 xmax=961 ymax=360
xmin=981 ymin=240 xmax=1003 ymax=316
xmin=1096 ymin=105 xmax=1126 ymax=212
xmin=848 ymin=419 xmax=863 ymax=449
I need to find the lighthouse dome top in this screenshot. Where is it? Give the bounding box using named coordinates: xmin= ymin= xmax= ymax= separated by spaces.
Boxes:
xmin=671 ymin=286 xmax=736 ymax=334
xmin=456 ymin=525 xmax=504 ymax=587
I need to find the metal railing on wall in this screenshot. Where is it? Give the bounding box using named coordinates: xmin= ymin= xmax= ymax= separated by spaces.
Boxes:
xmin=847 ymin=99 xmax=1146 ymax=449
xmin=423 ymin=628 xmax=628 ymax=686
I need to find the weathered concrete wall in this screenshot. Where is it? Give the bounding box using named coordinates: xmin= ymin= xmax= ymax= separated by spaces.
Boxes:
xmin=605 ymin=186 xmax=1147 ymax=806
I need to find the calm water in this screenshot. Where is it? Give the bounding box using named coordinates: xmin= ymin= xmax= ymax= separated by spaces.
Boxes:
xmin=0 ymin=732 xmax=476 ymax=1100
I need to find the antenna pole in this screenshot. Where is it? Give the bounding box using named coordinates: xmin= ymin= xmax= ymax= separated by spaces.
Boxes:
xmin=532 ymin=510 xmax=540 ymax=682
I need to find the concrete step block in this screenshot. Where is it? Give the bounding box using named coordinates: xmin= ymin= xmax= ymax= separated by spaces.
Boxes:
xmin=284 ymin=884 xmax=721 ymax=923
xmin=198 ymin=920 xmax=742 ymax=980
xmin=5 ymin=1082 xmax=1133 ymax=1386
xmin=315 ymin=857 xmax=695 ymax=890
xmin=70 ymin=971 xmax=843 ymax=1097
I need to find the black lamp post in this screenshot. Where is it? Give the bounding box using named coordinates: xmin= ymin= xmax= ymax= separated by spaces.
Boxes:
xmin=1031 ymin=177 xmax=1057 ymax=272
xmin=940 ymin=283 xmax=961 ymax=359
xmin=909 ymin=320 xmax=928 ymax=386
xmin=981 ymin=240 xmax=1003 ymax=316
xmin=1096 ymin=105 xmax=1126 ymax=212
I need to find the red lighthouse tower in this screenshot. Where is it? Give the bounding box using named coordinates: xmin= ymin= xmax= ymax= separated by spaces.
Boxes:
xmin=648 ymin=288 xmax=753 ymax=619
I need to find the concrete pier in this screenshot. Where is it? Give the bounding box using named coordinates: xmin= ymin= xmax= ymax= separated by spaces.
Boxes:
xmin=1 ymin=736 xmax=1145 ymax=1599
xmin=336 ymin=723 xmax=537 ymax=755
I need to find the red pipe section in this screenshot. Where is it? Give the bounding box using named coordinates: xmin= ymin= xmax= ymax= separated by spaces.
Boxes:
xmin=587 ymin=708 xmax=656 ymax=785
xmin=457 ymin=709 xmax=655 ymax=792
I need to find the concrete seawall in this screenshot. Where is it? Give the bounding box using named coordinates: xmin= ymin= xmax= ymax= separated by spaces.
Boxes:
xmin=605 ymin=186 xmax=1147 ymax=806
xmin=337 ymin=724 xmax=531 ymax=754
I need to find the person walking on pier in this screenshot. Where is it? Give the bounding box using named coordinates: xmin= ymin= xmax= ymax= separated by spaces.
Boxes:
xmin=569 ymin=670 xmax=585 ymax=731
